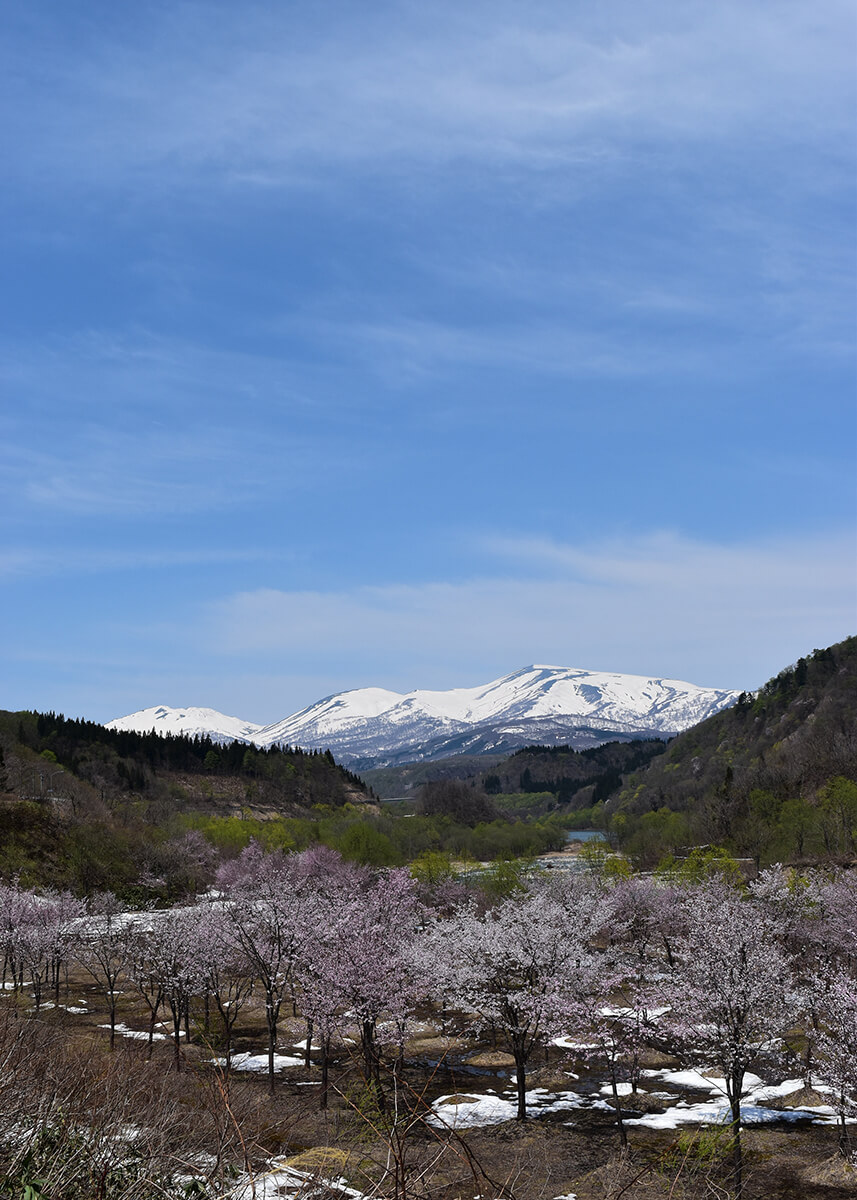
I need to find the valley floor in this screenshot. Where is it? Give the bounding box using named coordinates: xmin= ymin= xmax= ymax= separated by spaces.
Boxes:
xmin=2 ymin=972 xmax=855 ymax=1200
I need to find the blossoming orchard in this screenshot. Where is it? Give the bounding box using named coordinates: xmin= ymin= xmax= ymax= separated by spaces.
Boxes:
xmin=0 ymin=850 xmax=855 ymax=1198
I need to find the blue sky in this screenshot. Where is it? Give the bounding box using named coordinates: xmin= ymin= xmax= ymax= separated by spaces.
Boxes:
xmin=2 ymin=0 xmax=855 ymax=723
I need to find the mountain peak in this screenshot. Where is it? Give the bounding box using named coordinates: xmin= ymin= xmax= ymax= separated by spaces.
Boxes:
xmin=108 ymin=665 xmax=740 ymax=768
xmin=106 ymin=705 xmax=263 ymax=745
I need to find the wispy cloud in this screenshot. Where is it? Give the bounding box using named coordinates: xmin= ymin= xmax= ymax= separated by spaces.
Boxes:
xmin=482 ymin=530 xmax=857 ymax=592
xmin=3 ymin=2 xmax=851 ymax=195
xmin=0 ymin=424 xmax=252 ymax=517
xmin=206 ymin=530 xmax=856 ymax=693
xmin=0 ymin=331 xmax=358 ymax=516
xmin=301 ymin=314 xmax=718 ymax=382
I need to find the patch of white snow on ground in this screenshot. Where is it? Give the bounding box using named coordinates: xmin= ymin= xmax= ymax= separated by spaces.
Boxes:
xmin=627 ymin=1100 xmax=837 ymax=1130
xmin=552 ymin=1036 xmax=599 ymax=1051
xmin=745 ymin=1079 xmax=805 ymax=1103
xmin=599 ymin=1082 xmax=635 ymax=1097
xmin=427 ymin=1064 xmax=857 ymax=1134
xmin=642 ymin=1068 xmax=764 ymax=1094
xmin=230 ymin=1161 xmax=366 ymax=1199
xmin=429 ymin=1086 xmax=608 ymax=1129
xmin=100 ymin=1023 xmax=166 ymax=1041
xmin=626 ymin=1070 xmax=854 ymax=1130
xmin=429 ymin=1091 xmax=518 ymax=1128
xmin=211 ymin=1051 xmax=303 ymax=1073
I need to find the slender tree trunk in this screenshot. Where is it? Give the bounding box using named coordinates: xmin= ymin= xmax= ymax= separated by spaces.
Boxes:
xmin=320 ymin=1035 xmax=331 ymax=1110
xmin=266 ymin=996 xmax=278 ymax=1095
xmin=803 ymin=1008 xmax=820 ymax=1087
xmin=513 ymin=1042 xmax=527 ymax=1121
xmin=221 ymin=1011 xmax=234 ymax=1072
xmin=305 ymin=1017 xmax=314 ymax=1069
xmin=731 ymin=1116 xmax=743 ymax=1200
xmin=728 ymin=1072 xmax=744 ymax=1200
xmin=609 ymin=1065 xmax=628 ymax=1148
xmin=362 ymin=1018 xmax=385 ymax=1111
xmin=169 ymin=999 xmax=182 ymax=1071
xmin=147 ymin=1003 xmax=158 ymax=1058
xmin=838 ymin=1092 xmax=851 ymax=1159
xmin=226 ymin=1018 xmax=234 ymax=1072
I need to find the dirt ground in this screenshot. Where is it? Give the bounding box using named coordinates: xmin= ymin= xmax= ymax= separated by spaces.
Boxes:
xmin=5 ymin=972 xmax=856 ymax=1200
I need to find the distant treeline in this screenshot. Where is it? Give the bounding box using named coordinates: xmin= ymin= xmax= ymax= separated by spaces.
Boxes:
xmin=481 ymin=739 xmax=668 ymax=805
xmin=19 ymin=710 xmax=368 ymax=792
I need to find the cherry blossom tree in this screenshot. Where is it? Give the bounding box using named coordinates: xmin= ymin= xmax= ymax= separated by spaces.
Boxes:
xmin=0 ymin=881 xmax=32 ymax=992
xmin=595 ymin=876 xmax=683 ymax=1129
xmin=815 ymin=969 xmax=857 ymax=1159
xmin=293 ymin=878 xmax=357 ymax=1108
xmin=10 ymin=894 xmax=55 ymax=1013
xmin=127 ymin=922 xmax=167 ymax=1057
xmin=290 ymin=843 xmax=371 ymax=891
xmin=191 ymin=904 xmax=255 ymax=1071
xmin=219 ymin=847 xmax=315 ymax=1092
xmin=814 ymin=870 xmax=857 ymax=963
xmin=78 ymin=891 xmax=134 ymax=1049
xmin=323 ymin=868 xmax=426 ymax=1107
xmin=213 ymin=838 xmax=271 ymax=892
xmin=752 ymin=866 xmax=857 ymax=1086
xmin=41 ymin=889 xmax=85 ymax=1005
xmin=579 ymin=955 xmax=667 ymax=1147
xmin=600 ymin=873 xmax=684 ymax=968
xmin=431 ymin=876 xmax=601 ymax=1120
xmin=3 ymin=889 xmax=84 ymax=1014
xmin=665 ymin=882 xmax=801 ymax=1198
xmin=141 ymin=907 xmax=206 ymax=1071
xmin=288 ymin=845 xmax=374 ymax=1075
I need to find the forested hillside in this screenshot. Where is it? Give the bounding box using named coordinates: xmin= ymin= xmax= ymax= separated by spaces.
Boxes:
xmin=363 ymin=740 xmax=666 ymax=806
xmin=478 ymin=738 xmax=668 ymax=804
xmin=2 ymin=709 xmax=369 ymax=813
xmin=0 ymin=709 xmax=371 ymax=893
xmin=608 ymin=637 xmax=857 ymax=866
xmin=0 ymin=708 xmax=573 ymax=893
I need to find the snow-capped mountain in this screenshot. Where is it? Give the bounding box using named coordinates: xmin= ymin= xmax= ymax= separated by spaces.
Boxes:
xmin=253 ymin=665 xmax=738 ymax=766
xmin=107 ymin=666 xmax=739 ymax=768
xmin=105 ymin=705 xmax=263 ymax=745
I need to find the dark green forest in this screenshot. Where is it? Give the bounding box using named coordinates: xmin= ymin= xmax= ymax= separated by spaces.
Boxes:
xmin=0 ymin=711 xmax=371 ymax=895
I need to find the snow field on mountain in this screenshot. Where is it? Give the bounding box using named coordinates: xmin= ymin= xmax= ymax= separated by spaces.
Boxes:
xmin=108 ymin=664 xmax=740 ymax=764
xmin=106 ymin=705 xmax=263 ymax=743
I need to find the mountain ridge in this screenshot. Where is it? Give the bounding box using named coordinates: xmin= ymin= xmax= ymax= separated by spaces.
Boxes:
xmin=107 ymin=664 xmax=740 ymax=769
